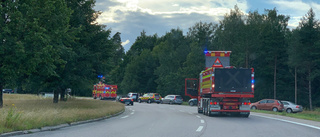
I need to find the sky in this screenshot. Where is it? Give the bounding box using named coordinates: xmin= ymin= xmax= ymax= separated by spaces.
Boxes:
xmin=93 ymin=0 xmax=320 ymax=52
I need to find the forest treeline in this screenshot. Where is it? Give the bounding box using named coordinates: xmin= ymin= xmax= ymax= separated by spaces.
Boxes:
xmin=0 ymin=1 xmax=319 ymax=109
xmin=116 ymin=6 xmax=320 ymax=110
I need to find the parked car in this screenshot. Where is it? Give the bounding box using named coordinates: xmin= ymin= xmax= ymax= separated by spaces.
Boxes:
xmin=250 ymin=99 xmax=284 ymax=112
xmin=118 ymin=96 xmax=134 ymax=105
xmin=161 ymin=95 xmax=183 ymax=105
xmin=281 ymin=101 xmax=303 ymax=113
xmin=127 ymin=92 xmax=139 ymax=102
xmin=188 ymin=98 xmax=198 ymax=106
xmin=2 ymin=89 xmax=13 ymax=94
xmin=138 ymin=93 xmax=162 ymax=104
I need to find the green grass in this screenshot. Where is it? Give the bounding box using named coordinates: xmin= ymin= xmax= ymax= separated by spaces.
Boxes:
xmin=251 ymin=108 xmax=320 ymax=122
xmin=0 ymin=94 xmax=124 ymax=134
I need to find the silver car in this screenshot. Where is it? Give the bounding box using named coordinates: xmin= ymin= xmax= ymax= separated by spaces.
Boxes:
xmin=161 ymin=95 xmax=183 ymax=105
xmin=281 ymin=101 xmax=303 ymax=113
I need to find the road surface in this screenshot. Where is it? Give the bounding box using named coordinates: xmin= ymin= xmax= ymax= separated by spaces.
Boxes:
xmin=14 ymin=102 xmax=320 ymax=137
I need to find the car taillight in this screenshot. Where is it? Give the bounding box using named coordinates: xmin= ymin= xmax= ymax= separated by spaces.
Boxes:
xmin=296 ymin=106 xmax=299 ymax=108
xmin=131 ymin=99 xmax=134 ymax=101
xmin=121 ymin=99 xmax=123 ymax=101
xmin=174 ymin=96 xmax=176 ymax=100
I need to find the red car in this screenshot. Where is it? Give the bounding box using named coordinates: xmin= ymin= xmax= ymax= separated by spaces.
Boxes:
xmin=250 ymin=99 xmax=284 ymax=112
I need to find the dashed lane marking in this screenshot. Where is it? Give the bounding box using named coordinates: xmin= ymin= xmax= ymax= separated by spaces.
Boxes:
xmin=201 ymin=120 xmax=205 ymax=123
xmin=196 ymin=115 xmax=201 ymax=118
xmin=121 ymin=115 xmax=129 ymax=119
xmin=196 ymin=126 xmax=203 ymax=132
xmin=131 ymin=112 xmax=134 ymax=115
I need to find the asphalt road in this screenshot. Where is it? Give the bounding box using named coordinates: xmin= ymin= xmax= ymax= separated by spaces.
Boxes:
xmin=13 ymin=102 xmax=320 ymax=137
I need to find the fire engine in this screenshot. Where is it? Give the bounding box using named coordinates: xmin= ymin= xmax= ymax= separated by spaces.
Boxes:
xmin=93 ymin=81 xmax=117 ymax=100
xmin=185 ymin=51 xmax=254 ymax=117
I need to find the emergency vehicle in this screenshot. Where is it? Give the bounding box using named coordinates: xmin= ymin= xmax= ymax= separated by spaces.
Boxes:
xmin=185 ymin=51 xmax=254 ymax=117
xmin=138 ymin=93 xmax=162 ymax=104
xmin=93 ymin=81 xmax=117 ymax=100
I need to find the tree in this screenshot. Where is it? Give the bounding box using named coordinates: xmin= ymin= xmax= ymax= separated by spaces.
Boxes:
xmin=292 ymin=8 xmax=320 ymax=110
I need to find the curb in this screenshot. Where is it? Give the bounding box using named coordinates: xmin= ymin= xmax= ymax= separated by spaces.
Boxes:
xmin=0 ymin=109 xmax=125 ymax=137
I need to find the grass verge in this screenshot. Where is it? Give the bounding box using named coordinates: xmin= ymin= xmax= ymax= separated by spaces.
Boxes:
xmin=0 ymin=94 xmax=124 ymax=134
xmin=251 ymin=108 xmax=320 ymax=122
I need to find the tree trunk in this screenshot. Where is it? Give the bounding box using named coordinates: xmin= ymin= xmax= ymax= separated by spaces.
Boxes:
xmin=295 ymin=67 xmax=297 ymax=104
xmin=60 ymin=89 xmax=65 ymax=101
xmin=53 ymin=90 xmax=59 ymax=103
xmin=308 ymin=69 xmax=312 ymax=110
xmin=0 ymin=84 xmax=3 ymax=108
xmin=274 ymin=55 xmax=277 ymax=99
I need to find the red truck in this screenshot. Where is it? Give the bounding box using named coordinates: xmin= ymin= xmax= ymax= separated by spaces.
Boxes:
xmin=185 ymin=51 xmax=254 ymax=117
xmin=93 ymin=81 xmax=117 ymax=100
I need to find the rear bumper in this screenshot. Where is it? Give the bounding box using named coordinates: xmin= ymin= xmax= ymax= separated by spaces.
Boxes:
xmin=211 ymin=110 xmax=250 ymax=112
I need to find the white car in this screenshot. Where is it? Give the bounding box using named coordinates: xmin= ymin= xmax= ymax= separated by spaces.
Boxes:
xmin=281 ymin=101 xmax=303 ymax=113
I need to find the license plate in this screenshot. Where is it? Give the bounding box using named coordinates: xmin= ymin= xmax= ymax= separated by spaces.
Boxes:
xmin=125 ymin=102 xmax=130 ymax=105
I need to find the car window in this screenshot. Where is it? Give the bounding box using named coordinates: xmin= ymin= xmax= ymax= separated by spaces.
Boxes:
xmin=259 ymin=100 xmax=267 ymax=103
xmin=176 ymin=96 xmax=182 ymax=99
xmin=282 ymin=102 xmax=289 ymax=105
xmin=155 ymin=94 xmax=160 ymax=97
xmin=267 ymin=100 xmax=275 ymax=103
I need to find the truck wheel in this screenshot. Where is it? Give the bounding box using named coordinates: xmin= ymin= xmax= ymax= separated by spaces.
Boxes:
xmin=138 ymin=99 xmax=141 ymax=103
xmin=100 ymin=96 xmax=103 ymax=100
xmin=148 ymin=99 xmax=151 ymax=104
xmin=207 ymin=104 xmax=211 ymax=116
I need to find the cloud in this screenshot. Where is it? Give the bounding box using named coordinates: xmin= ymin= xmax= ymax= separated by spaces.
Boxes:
xmin=94 ymin=0 xmax=251 ymax=51
xmin=121 ymin=39 xmax=130 ymax=46
xmin=269 ymin=0 xmax=320 ymax=28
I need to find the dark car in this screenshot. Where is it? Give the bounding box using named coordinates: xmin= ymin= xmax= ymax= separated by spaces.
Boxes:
xmin=250 ymin=99 xmax=284 ymax=112
xmin=127 ymin=92 xmax=139 ymax=102
xmin=2 ymin=89 xmax=14 ymax=94
xmin=161 ymin=95 xmax=183 ymax=105
xmin=281 ymin=101 xmax=303 ymax=113
xmin=188 ymin=98 xmax=198 ymax=106
xmin=118 ymin=96 xmax=134 ymax=105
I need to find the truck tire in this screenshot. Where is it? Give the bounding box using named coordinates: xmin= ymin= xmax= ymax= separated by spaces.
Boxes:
xmin=138 ymin=99 xmax=141 ymax=103
xmin=207 ymin=104 xmax=211 ymax=117
xmin=147 ymin=99 xmax=151 ymax=104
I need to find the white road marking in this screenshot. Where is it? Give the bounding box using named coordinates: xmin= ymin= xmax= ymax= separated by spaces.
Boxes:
xmin=189 ymin=112 xmax=193 ymax=115
xmin=201 ymin=120 xmax=205 ymax=123
xmin=196 ymin=126 xmax=203 ymax=132
xmin=131 ymin=112 xmax=134 ymax=115
xmin=252 ymin=114 xmax=320 ymax=130
xmin=196 ymin=115 xmax=201 ymax=118
xmin=121 ymin=115 xmax=129 ymax=119
xmin=179 ymin=110 xmax=185 ymax=112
